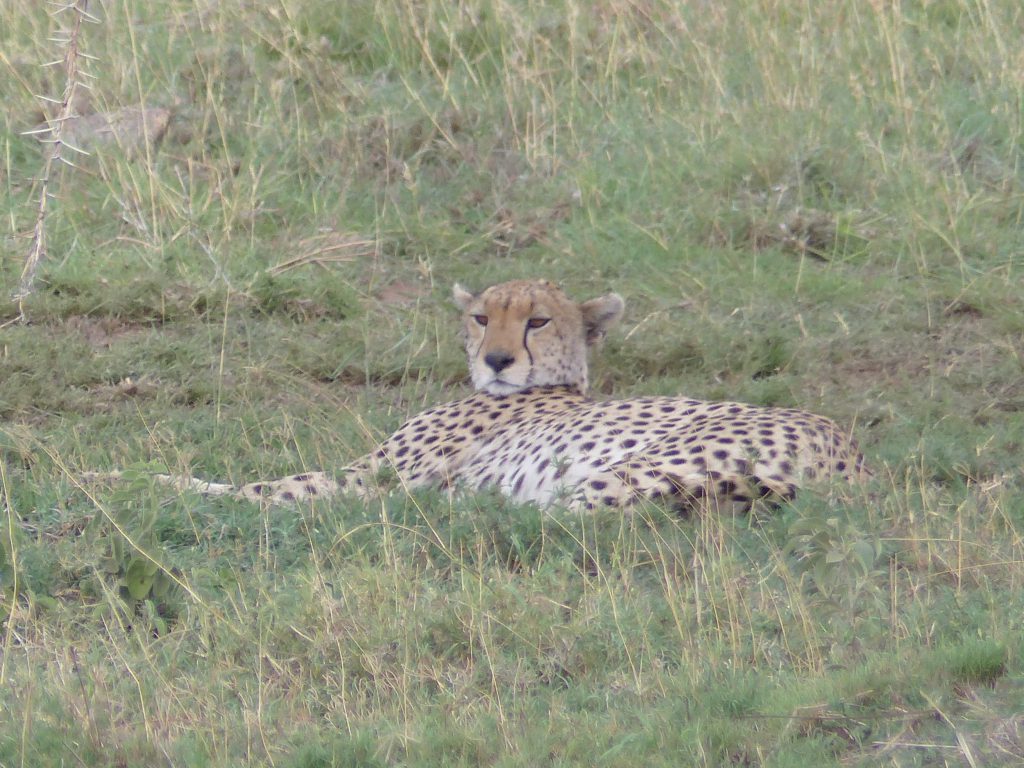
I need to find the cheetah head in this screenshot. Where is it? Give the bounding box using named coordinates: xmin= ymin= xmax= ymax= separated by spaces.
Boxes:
xmin=453 ymin=279 xmax=624 ymax=395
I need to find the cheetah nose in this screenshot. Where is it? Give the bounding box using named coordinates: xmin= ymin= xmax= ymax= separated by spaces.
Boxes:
xmin=484 ymin=351 xmax=516 ymax=373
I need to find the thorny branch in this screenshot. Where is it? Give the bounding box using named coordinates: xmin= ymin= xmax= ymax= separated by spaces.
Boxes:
xmin=13 ymin=0 xmax=97 ymax=322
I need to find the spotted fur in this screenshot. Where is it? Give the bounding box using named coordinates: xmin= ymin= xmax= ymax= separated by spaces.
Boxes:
xmin=97 ymin=279 xmax=869 ymax=512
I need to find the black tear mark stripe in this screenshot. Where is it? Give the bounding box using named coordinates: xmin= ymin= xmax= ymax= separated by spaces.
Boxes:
xmin=522 ymin=326 xmax=535 ymax=368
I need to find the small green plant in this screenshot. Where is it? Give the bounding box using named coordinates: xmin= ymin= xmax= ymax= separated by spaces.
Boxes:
xmin=785 ymin=504 xmax=885 ymax=616
xmin=88 ymin=463 xmax=182 ymax=632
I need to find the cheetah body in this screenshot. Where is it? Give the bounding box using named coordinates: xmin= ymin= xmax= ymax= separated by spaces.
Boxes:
xmin=211 ymin=279 xmax=867 ymax=512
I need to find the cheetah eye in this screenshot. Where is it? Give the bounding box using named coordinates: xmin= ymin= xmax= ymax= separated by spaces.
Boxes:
xmin=527 ymin=317 xmax=550 ymax=329
xmin=473 ymin=315 xmax=488 ymax=327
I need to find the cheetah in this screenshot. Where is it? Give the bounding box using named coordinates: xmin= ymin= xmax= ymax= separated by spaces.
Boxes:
xmin=93 ymin=279 xmax=869 ymax=512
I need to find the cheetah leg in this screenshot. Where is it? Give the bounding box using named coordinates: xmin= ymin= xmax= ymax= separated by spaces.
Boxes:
xmin=570 ymin=459 xmax=792 ymax=514
xmin=235 ymin=471 xmax=345 ymax=503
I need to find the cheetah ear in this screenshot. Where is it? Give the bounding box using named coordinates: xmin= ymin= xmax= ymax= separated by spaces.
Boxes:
xmin=452 ymin=283 xmax=476 ymax=310
xmin=580 ymin=293 xmax=624 ymax=345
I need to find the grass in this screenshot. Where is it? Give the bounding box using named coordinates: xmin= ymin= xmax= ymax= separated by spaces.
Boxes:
xmin=2 ymin=0 xmax=1024 ymax=764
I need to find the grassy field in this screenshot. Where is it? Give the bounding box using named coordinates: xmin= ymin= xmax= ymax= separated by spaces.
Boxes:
xmin=2 ymin=0 xmax=1024 ymax=765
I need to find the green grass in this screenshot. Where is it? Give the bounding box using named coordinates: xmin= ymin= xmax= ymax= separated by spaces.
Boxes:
xmin=3 ymin=0 xmax=1024 ymax=765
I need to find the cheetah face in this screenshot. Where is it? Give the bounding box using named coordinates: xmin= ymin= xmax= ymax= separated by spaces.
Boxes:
xmin=453 ymin=279 xmax=624 ymax=395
